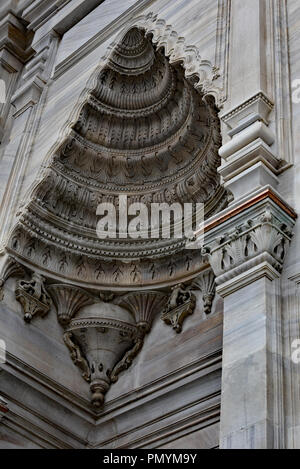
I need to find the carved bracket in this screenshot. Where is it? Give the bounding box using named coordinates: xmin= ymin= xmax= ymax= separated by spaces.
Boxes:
xmin=48 ymin=284 xmax=95 ymax=325
xmin=48 ymin=285 xmax=167 ymax=408
xmin=15 ymin=273 xmax=51 ymax=322
xmin=161 ymin=283 xmax=196 ymax=333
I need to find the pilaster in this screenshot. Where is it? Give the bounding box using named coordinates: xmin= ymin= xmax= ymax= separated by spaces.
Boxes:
xmin=0 ymin=9 xmax=33 ymax=142
xmin=218 ymin=0 xmax=292 ymax=204
xmin=0 ymin=29 xmax=60 ymax=255
xmin=203 ymin=189 xmax=296 ymax=448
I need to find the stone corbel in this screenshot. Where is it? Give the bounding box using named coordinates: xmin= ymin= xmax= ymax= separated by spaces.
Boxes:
xmin=161 ymin=284 xmax=196 ymax=333
xmin=15 ymin=272 xmax=51 ymax=322
xmin=114 ymin=291 xmax=167 ymax=333
xmin=48 ymin=286 xmax=167 ymax=408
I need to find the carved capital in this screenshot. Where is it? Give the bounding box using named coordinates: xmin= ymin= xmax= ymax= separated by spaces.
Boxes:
xmin=204 ymin=196 xmax=296 ymax=288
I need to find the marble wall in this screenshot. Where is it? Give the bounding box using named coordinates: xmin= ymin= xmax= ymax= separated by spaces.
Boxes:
xmin=1 ymin=0 xmax=300 ymax=449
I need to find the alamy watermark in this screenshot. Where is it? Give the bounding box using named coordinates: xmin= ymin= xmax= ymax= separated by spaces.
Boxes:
xmin=96 ymin=195 xmax=204 ymax=249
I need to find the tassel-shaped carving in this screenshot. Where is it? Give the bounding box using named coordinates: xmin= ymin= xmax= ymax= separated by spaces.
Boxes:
xmin=192 ymin=270 xmax=216 ymax=315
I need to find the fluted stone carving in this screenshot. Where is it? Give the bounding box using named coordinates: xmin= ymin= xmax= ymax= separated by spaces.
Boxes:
xmin=114 ymin=291 xmax=167 ymax=332
xmin=15 ymin=273 xmax=51 ymax=322
xmin=0 ymin=256 xmax=26 ymax=301
xmin=48 ymin=284 xmax=95 ymax=325
xmin=161 ymin=284 xmax=196 ymax=333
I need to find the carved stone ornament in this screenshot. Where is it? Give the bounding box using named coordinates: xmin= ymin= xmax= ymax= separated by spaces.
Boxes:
xmin=6 ymin=26 xmax=227 ymax=290
xmin=0 ymin=256 xmax=26 ymax=301
xmin=192 ymin=270 xmax=216 ymax=314
xmin=63 ymin=301 xmax=138 ymax=408
xmin=114 ymin=291 xmax=167 ymax=332
xmin=15 ymin=273 xmax=51 ymax=322
xmin=50 ymin=288 xmax=167 ymax=408
xmin=47 ymin=284 xmax=95 ymax=325
xmin=161 ymin=284 xmax=196 ymax=333
xmin=204 ymin=206 xmax=295 ymax=285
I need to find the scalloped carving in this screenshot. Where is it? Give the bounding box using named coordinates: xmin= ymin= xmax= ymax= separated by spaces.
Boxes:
xmin=48 ymin=284 xmax=95 ymax=325
xmin=104 ymin=12 xmax=225 ymax=108
xmin=114 ymin=291 xmax=167 ymax=331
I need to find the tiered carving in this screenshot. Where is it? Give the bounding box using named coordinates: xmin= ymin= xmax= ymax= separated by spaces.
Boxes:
xmin=0 ymin=256 xmax=25 ymax=301
xmin=105 ymin=12 xmax=225 ymax=107
xmin=6 ymin=27 xmax=226 ymax=289
xmin=161 ymin=284 xmax=196 ymax=333
xmin=204 ymin=209 xmax=294 ymax=284
xmin=15 ymin=273 xmax=51 ymax=322
xmin=192 ymin=270 xmax=216 ymax=314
